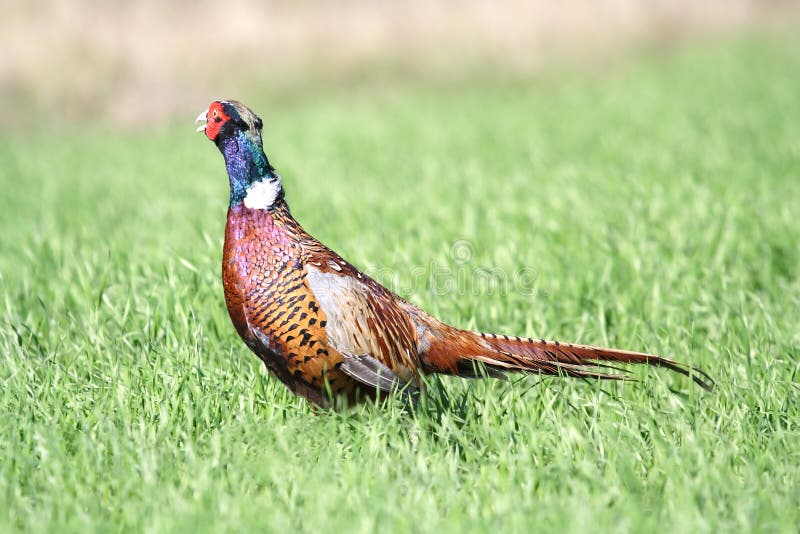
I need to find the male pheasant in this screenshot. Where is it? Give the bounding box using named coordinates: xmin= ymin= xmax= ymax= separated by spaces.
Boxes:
xmin=197 ymin=100 xmax=713 ymax=406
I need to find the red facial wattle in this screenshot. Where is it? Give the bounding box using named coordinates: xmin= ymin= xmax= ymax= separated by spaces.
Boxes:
xmin=203 ymin=102 xmax=231 ymax=141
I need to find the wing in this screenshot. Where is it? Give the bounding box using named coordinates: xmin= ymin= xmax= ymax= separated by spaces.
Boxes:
xmin=303 ymin=254 xmax=423 ymax=394
xmin=340 ymin=355 xmax=416 ymax=396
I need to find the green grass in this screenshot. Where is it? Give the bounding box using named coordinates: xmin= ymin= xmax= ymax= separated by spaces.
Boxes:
xmin=2 ymin=34 xmax=799 ymax=532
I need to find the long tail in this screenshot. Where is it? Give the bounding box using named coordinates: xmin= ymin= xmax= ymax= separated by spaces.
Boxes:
xmin=425 ymin=329 xmax=714 ymax=391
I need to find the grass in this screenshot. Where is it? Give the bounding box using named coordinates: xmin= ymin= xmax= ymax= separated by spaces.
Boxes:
xmin=1 ymin=34 xmax=799 ymax=532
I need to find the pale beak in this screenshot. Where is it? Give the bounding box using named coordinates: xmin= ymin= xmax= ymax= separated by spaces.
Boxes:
xmin=195 ymin=110 xmax=207 ymax=132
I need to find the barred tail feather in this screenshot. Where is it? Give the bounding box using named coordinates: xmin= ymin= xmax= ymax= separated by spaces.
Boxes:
xmin=428 ymin=329 xmax=714 ymax=391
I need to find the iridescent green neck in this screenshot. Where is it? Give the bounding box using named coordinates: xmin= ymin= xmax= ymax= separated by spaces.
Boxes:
xmin=220 ymin=131 xmax=279 ymax=206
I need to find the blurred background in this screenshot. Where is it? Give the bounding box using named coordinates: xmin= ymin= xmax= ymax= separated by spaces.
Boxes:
xmin=3 ymin=0 xmax=798 ymax=126
xmin=3 ymin=3 xmax=800 ymax=530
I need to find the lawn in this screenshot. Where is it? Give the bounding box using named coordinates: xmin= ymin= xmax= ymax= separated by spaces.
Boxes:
xmin=1 ymin=34 xmax=799 ymax=532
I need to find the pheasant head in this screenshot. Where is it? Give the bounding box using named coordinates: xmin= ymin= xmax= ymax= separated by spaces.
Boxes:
xmin=196 ymin=100 xmax=263 ymax=145
xmin=197 ymin=100 xmax=282 ymax=209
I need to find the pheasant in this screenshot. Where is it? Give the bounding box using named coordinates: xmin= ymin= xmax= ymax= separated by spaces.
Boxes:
xmin=196 ymin=100 xmax=713 ymax=406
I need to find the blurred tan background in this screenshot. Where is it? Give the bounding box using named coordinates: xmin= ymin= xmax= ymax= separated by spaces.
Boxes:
xmin=3 ymin=0 xmax=798 ymax=125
